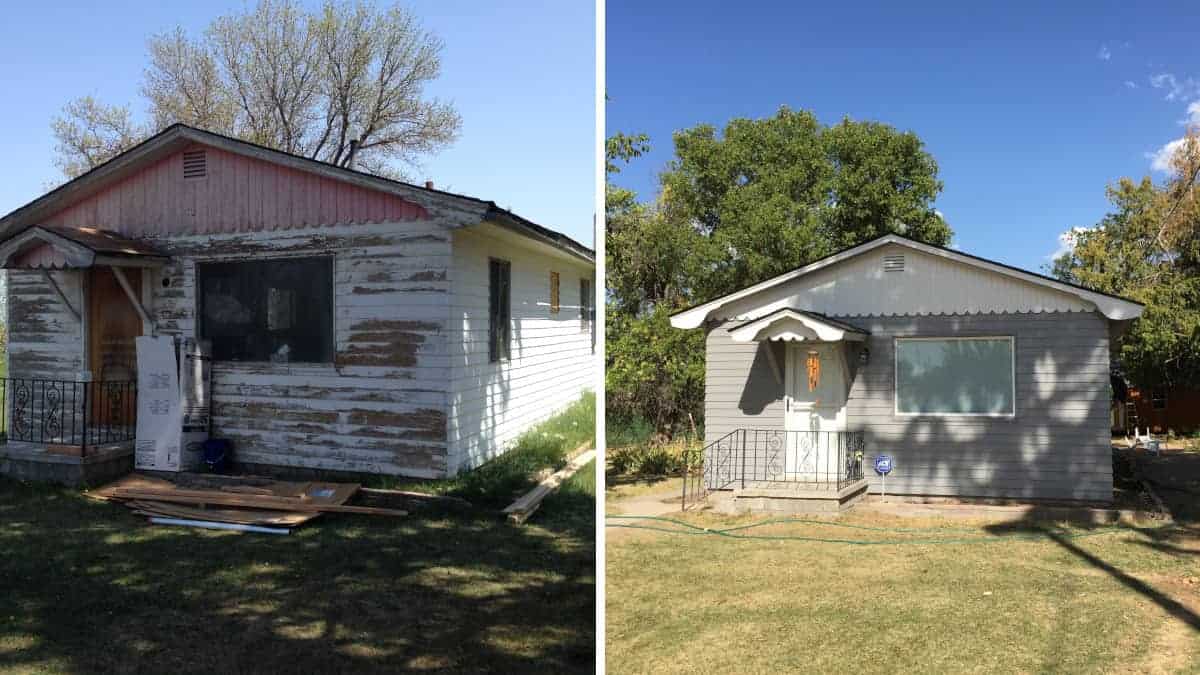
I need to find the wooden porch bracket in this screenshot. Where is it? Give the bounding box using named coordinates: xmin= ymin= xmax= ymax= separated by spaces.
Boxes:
xmin=111 ymin=266 xmax=156 ymax=335
xmin=40 ymin=270 xmax=81 ymax=323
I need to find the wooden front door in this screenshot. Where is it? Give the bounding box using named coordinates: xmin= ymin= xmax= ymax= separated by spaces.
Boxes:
xmin=87 ymin=267 xmax=143 ymax=381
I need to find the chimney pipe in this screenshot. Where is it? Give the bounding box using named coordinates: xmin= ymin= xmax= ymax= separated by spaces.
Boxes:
xmin=346 ymin=138 xmax=360 ymax=168
xmin=424 ymin=180 xmax=434 ymax=190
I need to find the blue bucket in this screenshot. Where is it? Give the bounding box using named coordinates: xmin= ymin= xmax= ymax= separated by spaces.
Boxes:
xmin=202 ymin=439 xmax=232 ymax=473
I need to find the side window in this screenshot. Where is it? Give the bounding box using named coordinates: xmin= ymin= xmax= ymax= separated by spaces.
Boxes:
xmin=580 ymin=277 xmax=594 ymax=353
xmin=489 ymin=259 xmax=511 ymax=362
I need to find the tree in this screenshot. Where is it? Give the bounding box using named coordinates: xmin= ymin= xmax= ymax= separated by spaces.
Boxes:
xmin=662 ymin=106 xmax=950 ymax=298
xmin=50 ymin=97 xmax=145 ymax=178
xmin=605 ymin=108 xmax=952 ymax=434
xmin=1053 ymin=128 xmax=1200 ymax=390
xmin=51 ymin=0 xmax=460 ymax=180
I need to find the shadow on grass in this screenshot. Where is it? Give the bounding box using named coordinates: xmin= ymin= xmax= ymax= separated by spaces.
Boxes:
xmin=0 ymin=478 xmax=595 ymax=674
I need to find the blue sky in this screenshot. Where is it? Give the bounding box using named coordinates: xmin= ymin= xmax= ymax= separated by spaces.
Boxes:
xmin=0 ymin=0 xmax=595 ymax=245
xmin=606 ymin=1 xmax=1200 ymax=271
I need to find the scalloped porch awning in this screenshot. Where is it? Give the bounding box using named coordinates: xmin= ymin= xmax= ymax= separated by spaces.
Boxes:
xmin=0 ymin=225 xmax=167 ymax=270
xmin=728 ymin=309 xmax=869 ymax=343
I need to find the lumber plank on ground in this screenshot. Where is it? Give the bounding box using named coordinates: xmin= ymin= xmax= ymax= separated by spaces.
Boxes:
xmin=104 ymin=488 xmax=408 ymax=517
xmin=503 ymin=448 xmax=595 ymax=525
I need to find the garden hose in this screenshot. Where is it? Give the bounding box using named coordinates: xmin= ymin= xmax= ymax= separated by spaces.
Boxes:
xmin=605 ymin=514 xmax=1176 ymax=546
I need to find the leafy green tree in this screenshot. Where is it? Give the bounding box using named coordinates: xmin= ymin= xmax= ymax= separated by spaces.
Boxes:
xmin=1053 ymin=129 xmax=1200 ymax=389
xmin=605 ymin=107 xmax=951 ymax=435
xmin=661 ymin=106 xmax=950 ymax=298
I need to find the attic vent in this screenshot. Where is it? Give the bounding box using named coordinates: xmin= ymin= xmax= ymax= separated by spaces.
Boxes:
xmin=182 ymin=150 xmax=207 ymax=179
xmin=883 ymin=254 xmax=905 ymax=272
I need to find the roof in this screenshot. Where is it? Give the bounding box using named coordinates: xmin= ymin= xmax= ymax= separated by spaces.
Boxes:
xmin=0 ymin=123 xmax=593 ymax=265
xmin=670 ymin=233 xmax=1145 ymax=328
xmin=0 ymin=225 xmax=168 ymax=270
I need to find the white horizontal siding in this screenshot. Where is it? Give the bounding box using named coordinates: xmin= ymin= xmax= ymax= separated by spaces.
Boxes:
xmin=446 ymin=226 xmax=594 ymax=474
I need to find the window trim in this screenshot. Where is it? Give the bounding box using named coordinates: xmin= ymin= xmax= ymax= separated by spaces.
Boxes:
xmin=195 ymin=254 xmax=336 ymax=366
xmin=1151 ymin=388 xmax=1168 ymax=410
xmin=549 ymin=271 xmax=560 ymax=314
xmin=489 ymin=257 xmax=512 ymax=363
xmin=893 ymin=335 xmax=1016 ymax=418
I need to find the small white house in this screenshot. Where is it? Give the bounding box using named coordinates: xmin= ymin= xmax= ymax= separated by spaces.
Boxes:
xmin=0 ymin=124 xmax=594 ymax=484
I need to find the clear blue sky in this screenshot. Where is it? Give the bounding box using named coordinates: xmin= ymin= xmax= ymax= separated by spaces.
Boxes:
xmin=607 ymin=0 xmax=1200 ymax=271
xmin=0 ymin=0 xmax=595 ymax=246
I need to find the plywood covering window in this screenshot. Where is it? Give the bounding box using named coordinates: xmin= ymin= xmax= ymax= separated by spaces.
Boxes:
xmin=489 ymin=259 xmax=511 ymax=363
xmin=895 ymin=337 xmax=1015 ymax=416
xmin=198 ymin=257 xmax=333 ymax=363
xmin=549 ymin=271 xmax=560 ymax=314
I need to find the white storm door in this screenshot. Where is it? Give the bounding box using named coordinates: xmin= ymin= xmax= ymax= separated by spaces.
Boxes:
xmin=784 ymin=343 xmax=847 ymax=482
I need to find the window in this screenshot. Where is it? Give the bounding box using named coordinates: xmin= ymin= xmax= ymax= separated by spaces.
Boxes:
xmin=580 ymin=277 xmax=594 ymax=352
xmin=489 ymin=259 xmax=511 ymax=362
xmin=1152 ymin=389 xmax=1168 ymax=410
xmin=198 ymin=257 xmax=333 ymax=363
xmin=550 ymin=271 xmax=560 ymax=314
xmin=895 ymin=337 xmax=1014 ymax=416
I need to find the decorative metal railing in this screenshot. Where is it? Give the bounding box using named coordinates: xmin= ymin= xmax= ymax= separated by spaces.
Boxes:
xmin=0 ymin=379 xmax=137 ymax=455
xmin=682 ymin=429 xmax=866 ymax=510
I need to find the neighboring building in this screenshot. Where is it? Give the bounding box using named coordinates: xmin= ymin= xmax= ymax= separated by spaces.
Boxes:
xmin=1114 ymin=384 xmax=1200 ymax=435
xmin=0 ymin=124 xmax=594 ymax=484
xmin=671 ymin=234 xmax=1143 ymax=509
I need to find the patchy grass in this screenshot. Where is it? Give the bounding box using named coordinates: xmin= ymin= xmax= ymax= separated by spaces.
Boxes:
xmin=605 ymin=475 xmax=682 ymax=509
xmin=0 ymin=476 xmax=595 ymax=674
xmin=606 ymin=506 xmax=1200 ymax=674
xmin=374 ymin=393 xmax=595 ymax=509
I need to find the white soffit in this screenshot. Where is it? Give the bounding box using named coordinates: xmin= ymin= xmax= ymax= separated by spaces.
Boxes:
xmin=670 ymin=235 xmax=1145 ymax=328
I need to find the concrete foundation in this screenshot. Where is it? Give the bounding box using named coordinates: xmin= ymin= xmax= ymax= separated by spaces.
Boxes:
xmin=0 ymin=441 xmax=134 ymax=487
xmin=715 ymin=478 xmax=870 ymax=514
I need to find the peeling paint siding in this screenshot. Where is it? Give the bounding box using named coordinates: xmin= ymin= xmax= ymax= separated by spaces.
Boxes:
xmin=446 ymin=227 xmax=594 ymax=475
xmin=43 ymin=144 xmax=430 ymax=234
xmin=145 ymin=219 xmax=452 ymax=477
xmin=7 ymin=270 xmax=84 ymax=380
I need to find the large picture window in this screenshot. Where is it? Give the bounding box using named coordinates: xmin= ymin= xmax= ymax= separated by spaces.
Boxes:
xmin=199 ymin=257 xmax=334 ymax=363
xmin=895 ymin=337 xmax=1014 ymax=416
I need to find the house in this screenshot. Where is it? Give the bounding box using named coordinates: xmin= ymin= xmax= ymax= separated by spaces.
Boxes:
xmin=670 ymin=233 xmax=1144 ymax=511
xmin=0 ymin=124 xmax=594 ymax=485
xmin=1113 ymin=383 xmax=1200 ymax=436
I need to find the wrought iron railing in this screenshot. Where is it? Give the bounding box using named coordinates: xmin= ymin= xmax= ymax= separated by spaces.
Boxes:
xmin=682 ymin=429 xmax=866 ymax=510
xmin=0 ymin=379 xmax=137 ymax=455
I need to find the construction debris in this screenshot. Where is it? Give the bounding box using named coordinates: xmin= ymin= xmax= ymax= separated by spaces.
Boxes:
xmin=90 ymin=473 xmax=407 ymax=533
xmin=504 ymin=448 xmax=596 ymax=525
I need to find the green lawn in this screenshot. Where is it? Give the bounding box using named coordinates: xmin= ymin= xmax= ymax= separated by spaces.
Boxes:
xmin=0 ymin=396 xmax=597 ymax=674
xmin=606 ymin=491 xmax=1200 ymax=674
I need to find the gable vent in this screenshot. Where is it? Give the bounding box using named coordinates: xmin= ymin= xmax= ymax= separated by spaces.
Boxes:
xmin=182 ymin=150 xmax=207 ymax=179
xmin=883 ymin=254 xmax=905 ymax=272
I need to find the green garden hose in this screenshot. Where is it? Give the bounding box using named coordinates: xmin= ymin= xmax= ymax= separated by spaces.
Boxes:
xmin=605 ymin=514 xmax=1174 ymax=546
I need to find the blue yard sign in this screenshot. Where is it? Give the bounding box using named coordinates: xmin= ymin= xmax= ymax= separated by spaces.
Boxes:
xmin=874 ymin=454 xmax=893 ymax=475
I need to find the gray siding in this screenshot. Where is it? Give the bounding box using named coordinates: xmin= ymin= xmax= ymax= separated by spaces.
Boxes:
xmin=704 ymin=311 xmax=1113 ymax=502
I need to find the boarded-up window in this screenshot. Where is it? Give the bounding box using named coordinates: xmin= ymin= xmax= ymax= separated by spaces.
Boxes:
xmin=550 ymin=271 xmax=560 ymax=314
xmin=489 ymin=259 xmax=511 ymax=363
xmin=198 ymin=257 xmax=333 ymax=363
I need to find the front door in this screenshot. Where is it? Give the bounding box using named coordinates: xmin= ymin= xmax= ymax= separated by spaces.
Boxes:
xmin=784 ymin=342 xmax=847 ymax=481
xmin=87 ymin=267 xmax=143 ymax=425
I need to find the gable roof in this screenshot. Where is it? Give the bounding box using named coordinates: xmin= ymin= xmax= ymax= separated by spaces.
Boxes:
xmin=670 ymin=233 xmax=1144 ymax=328
xmin=0 ymin=123 xmax=593 ymax=264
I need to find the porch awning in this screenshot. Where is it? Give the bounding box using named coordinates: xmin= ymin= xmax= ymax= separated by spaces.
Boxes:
xmin=728 ymin=309 xmax=868 ymax=343
xmin=0 ymin=225 xmax=167 ymax=270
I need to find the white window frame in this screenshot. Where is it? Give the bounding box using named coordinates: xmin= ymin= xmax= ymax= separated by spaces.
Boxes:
xmin=893 ymin=336 xmax=1016 ymax=418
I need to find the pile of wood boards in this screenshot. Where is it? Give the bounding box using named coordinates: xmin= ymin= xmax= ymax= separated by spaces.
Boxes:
xmin=90 ymin=473 xmax=408 ymax=534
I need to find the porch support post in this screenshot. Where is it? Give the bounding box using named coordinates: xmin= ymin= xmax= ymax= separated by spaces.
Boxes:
xmin=40 ymin=270 xmax=81 ymax=323
xmin=110 ymin=266 xmax=156 ymax=336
